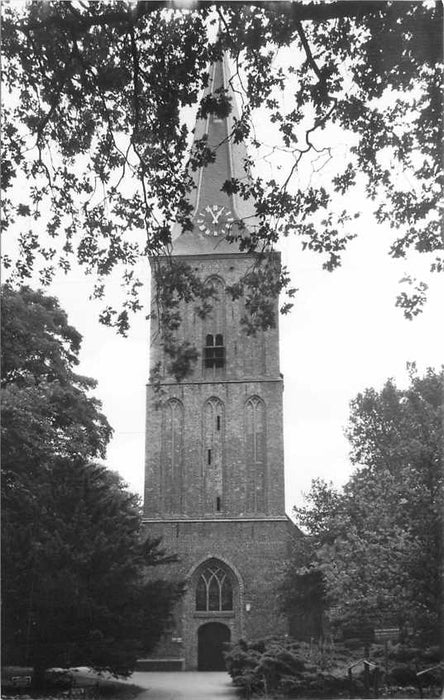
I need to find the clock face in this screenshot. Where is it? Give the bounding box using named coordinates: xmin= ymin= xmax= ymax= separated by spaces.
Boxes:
xmin=196 ymin=204 xmax=234 ymax=236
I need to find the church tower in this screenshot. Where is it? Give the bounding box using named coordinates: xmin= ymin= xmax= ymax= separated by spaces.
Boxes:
xmin=142 ymin=55 xmax=294 ymax=671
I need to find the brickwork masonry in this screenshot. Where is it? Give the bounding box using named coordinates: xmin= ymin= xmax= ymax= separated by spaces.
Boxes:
xmin=142 ymin=518 xmax=295 ymax=670
xmin=142 ymin=252 xmax=295 ymax=669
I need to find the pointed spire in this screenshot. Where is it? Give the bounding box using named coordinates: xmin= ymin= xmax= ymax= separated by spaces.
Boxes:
xmin=172 ymin=55 xmax=256 ymax=255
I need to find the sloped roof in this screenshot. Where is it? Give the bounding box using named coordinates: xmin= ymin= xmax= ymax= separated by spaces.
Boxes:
xmin=172 ymin=54 xmax=257 ymax=256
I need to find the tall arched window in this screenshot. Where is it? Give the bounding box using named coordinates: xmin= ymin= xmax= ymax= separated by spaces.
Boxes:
xmin=203 ymin=397 xmax=224 ymax=513
xmin=245 ymin=396 xmax=266 ymax=513
xmin=195 ymin=561 xmax=233 ymax=612
xmin=162 ymin=398 xmax=184 ymax=512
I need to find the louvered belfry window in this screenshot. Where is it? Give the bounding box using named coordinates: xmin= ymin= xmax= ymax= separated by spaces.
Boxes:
xmin=203 ymin=277 xmax=225 ymax=373
xmin=204 ymin=333 xmax=225 ymax=369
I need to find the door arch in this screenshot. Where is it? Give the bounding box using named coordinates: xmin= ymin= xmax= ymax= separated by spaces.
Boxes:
xmin=197 ymin=622 xmax=230 ymax=671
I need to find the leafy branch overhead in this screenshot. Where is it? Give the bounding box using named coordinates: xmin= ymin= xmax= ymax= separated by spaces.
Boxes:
xmin=2 ymin=1 xmax=442 ymax=341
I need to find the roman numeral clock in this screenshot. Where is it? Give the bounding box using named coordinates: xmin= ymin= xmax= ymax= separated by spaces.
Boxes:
xmin=197 ymin=204 xmax=234 ymax=236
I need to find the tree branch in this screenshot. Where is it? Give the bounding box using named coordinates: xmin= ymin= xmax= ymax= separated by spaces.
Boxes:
xmin=295 ymin=20 xmax=322 ymax=82
xmin=35 ymin=46 xmax=76 ymax=146
xmin=128 ymin=23 xmax=141 ymax=137
xmin=21 ymin=1 xmax=384 ymax=34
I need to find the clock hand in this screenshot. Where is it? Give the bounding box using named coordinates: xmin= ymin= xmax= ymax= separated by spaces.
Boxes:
xmin=205 ymin=205 xmax=224 ymax=224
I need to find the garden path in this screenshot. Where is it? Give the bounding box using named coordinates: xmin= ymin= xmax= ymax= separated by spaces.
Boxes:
xmin=129 ymin=671 xmax=239 ymax=699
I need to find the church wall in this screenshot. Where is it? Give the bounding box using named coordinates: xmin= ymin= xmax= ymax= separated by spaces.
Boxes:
xmin=144 ymin=252 xmax=285 ymax=519
xmin=142 ymin=251 xmax=292 ymax=669
xmin=141 ymin=519 xmax=291 ymax=669
xmin=141 ymin=52 xmax=298 ymax=672
xmin=144 ymin=379 xmax=285 ymax=518
xmin=148 ymin=253 xmax=281 ymax=385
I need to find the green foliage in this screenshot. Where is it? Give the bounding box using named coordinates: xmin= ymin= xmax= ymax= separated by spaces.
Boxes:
xmin=1 ymin=284 xmax=83 ymax=386
xmin=3 ymin=458 xmax=181 ymax=680
xmin=1 ymin=1 xmax=442 ymax=351
xmin=150 ymin=259 xmax=216 ymax=382
xmin=226 ymin=637 xmax=443 ymax=697
xmin=279 ymin=535 xmax=328 ymax=641
xmin=225 ymin=637 xmax=352 ymax=697
xmin=1 ymin=286 xmax=182 ymax=683
xmin=291 ymin=365 xmax=443 ymax=643
xmin=1 ymin=285 xmax=113 ymax=488
xmin=374 ymin=643 xmax=442 ymax=687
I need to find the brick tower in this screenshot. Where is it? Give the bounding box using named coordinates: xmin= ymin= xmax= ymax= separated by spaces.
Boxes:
xmin=142 ymin=55 xmax=295 ymax=671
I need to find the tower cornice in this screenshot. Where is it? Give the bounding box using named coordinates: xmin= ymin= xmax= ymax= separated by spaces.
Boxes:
xmin=142 ymin=517 xmax=289 ymax=524
xmin=146 ymin=377 xmax=283 ymax=388
xmin=149 ymin=250 xmax=280 ymax=264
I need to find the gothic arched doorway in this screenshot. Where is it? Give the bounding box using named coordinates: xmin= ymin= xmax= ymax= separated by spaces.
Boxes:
xmin=198 ymin=622 xmax=230 ymax=671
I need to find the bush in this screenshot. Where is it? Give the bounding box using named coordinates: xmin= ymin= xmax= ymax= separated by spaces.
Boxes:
xmin=225 ymin=638 xmax=356 ymax=697
xmin=225 ymin=636 xmax=443 ymax=698
xmin=342 ymin=637 xmax=366 ymax=651
xmin=279 ymin=671 xmax=350 ymax=698
xmin=389 ymin=644 xmax=422 ymax=662
xmin=389 ymin=664 xmax=419 ymax=686
xmin=44 ymin=668 xmax=74 ymax=690
xmin=421 ymin=646 xmax=441 ymax=663
xmin=224 ymin=644 xmax=262 ymax=683
xmin=341 ymin=622 xmax=374 ymax=643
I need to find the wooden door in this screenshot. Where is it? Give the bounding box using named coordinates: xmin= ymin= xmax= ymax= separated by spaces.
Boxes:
xmin=197 ymin=622 xmax=230 ymax=671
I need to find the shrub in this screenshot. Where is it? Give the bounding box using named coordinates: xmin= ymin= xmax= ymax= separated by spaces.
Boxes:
xmin=342 ymin=637 xmax=366 ymax=651
xmin=225 ymin=637 xmax=443 ymax=697
xmin=389 ymin=644 xmax=422 ymax=662
xmin=389 ymin=664 xmax=419 ymax=686
xmin=280 ymin=670 xmax=351 ymax=698
xmin=224 ymin=644 xmax=261 ymax=681
xmin=421 ymin=646 xmax=441 ymax=663
xmin=225 ymin=637 xmax=356 ymax=697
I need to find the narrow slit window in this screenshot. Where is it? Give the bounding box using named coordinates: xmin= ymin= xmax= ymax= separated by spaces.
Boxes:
xmin=216 ymin=415 xmax=221 ymax=431
xmin=208 ymin=449 xmax=212 ymax=465
xmin=216 ymin=496 xmax=221 ymax=511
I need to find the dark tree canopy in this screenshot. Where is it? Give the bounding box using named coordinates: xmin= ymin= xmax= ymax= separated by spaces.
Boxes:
xmin=1 ymin=285 xmax=112 ymax=483
xmin=1 ymin=284 xmax=83 ymax=387
xmin=2 ymin=458 xmax=182 ymax=682
xmin=1 ymin=285 xmax=182 ymax=682
xmin=285 ymin=365 xmax=443 ymax=643
xmin=2 ymin=1 xmax=442 ymax=341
